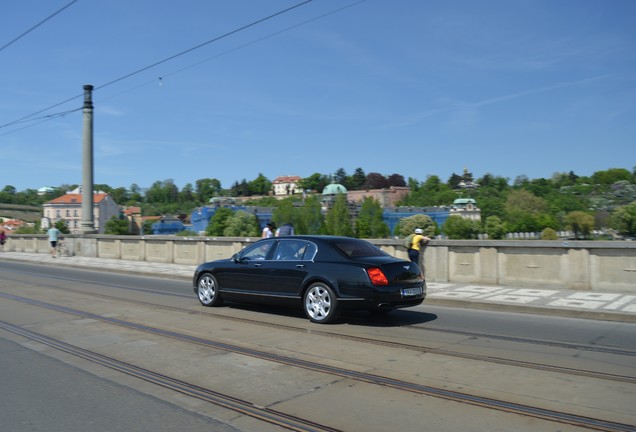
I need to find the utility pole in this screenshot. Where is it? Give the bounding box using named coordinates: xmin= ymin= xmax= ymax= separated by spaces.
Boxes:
xmin=79 ymin=84 xmax=96 ymax=234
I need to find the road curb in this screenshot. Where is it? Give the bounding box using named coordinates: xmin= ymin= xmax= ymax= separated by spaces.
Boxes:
xmin=425 ymin=298 xmax=636 ymax=323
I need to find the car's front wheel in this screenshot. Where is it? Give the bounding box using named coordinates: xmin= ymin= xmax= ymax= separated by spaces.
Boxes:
xmin=303 ymin=283 xmax=339 ymax=324
xmin=197 ymin=273 xmax=223 ymax=307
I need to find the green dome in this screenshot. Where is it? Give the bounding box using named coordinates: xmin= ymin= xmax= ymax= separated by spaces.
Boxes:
xmin=322 ymin=183 xmax=347 ymax=195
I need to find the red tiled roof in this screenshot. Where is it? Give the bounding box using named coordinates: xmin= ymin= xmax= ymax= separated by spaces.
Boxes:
xmin=46 ymin=193 xmax=109 ymax=204
xmin=123 ymin=206 xmax=141 ymax=215
xmin=273 ymin=175 xmax=301 ymax=184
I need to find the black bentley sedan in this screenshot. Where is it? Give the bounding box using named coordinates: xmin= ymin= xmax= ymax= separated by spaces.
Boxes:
xmin=193 ymin=235 xmax=426 ymax=324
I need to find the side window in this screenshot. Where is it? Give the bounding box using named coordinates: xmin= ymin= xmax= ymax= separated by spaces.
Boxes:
xmin=299 ymin=242 xmax=317 ymax=261
xmin=273 ymin=241 xmax=298 ymax=260
xmin=241 ymin=241 xmax=274 ymax=261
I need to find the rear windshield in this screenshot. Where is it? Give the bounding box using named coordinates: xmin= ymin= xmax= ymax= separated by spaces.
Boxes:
xmin=331 ymin=239 xmax=387 ymax=258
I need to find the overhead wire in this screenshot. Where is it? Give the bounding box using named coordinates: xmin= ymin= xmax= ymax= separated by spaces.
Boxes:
xmin=0 ymin=108 xmax=82 ymax=137
xmin=1 ymin=0 xmax=368 ymax=136
xmin=0 ymin=0 xmax=313 ymax=132
xmin=0 ymin=0 xmax=80 ymax=53
xmin=98 ymin=0 xmax=368 ymax=104
xmin=93 ymin=0 xmax=314 ymax=92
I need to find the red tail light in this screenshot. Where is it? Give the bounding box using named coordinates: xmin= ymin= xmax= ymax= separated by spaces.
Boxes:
xmin=367 ymin=267 xmax=388 ymax=285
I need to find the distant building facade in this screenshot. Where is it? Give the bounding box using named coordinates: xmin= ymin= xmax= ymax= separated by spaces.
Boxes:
xmin=347 ymin=186 xmax=411 ymax=207
xmin=272 ymin=175 xmax=302 ymax=196
xmin=450 ymin=198 xmax=481 ymax=221
xmin=122 ymin=206 xmax=142 ymax=234
xmin=43 ymin=192 xmax=120 ymax=234
xmin=183 ymin=184 xmax=480 ymax=237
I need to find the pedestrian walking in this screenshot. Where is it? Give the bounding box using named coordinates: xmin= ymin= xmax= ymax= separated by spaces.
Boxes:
xmin=262 ymin=222 xmax=276 ymax=238
xmin=47 ymin=225 xmax=61 ymax=258
xmin=0 ymin=230 xmax=6 ymax=252
xmin=275 ymin=223 xmax=295 ymax=237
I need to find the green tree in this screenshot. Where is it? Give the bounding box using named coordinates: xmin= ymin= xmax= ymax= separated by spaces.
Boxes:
xmin=146 ymin=179 xmax=178 ymax=204
xmin=272 ymin=199 xmax=297 ymax=229
xmin=442 ymin=215 xmax=480 ymax=239
xmin=176 ymin=230 xmax=198 ymax=236
xmin=229 ymin=179 xmax=250 ymax=197
xmin=447 ymin=173 xmax=463 ymax=189
xmin=195 ymin=178 xmax=222 ymax=203
xmin=104 ymin=216 xmax=130 ymax=235
xmin=0 ymin=185 xmax=17 ymax=203
xmin=477 ymin=173 xmax=509 ymax=191
xmin=396 ymin=214 xmax=436 ymax=238
xmin=179 ymin=183 xmax=195 ymax=204
xmin=363 ymin=172 xmax=389 ymax=189
xmin=350 ymin=168 xmax=367 ymax=190
xmin=139 ymin=219 xmax=153 ymax=235
xmin=355 ymin=197 xmax=390 ymax=238
xmin=325 ymin=194 xmax=353 ymax=236
xmin=15 ymin=221 xmax=41 ymax=234
xmin=129 ymin=184 xmax=143 ymax=203
xmin=249 ymin=173 xmax=272 ymax=196
xmin=401 ymin=175 xmax=456 ymax=207
xmin=541 ymin=227 xmax=558 ymax=240
xmin=300 ymin=173 xmax=331 ymax=193
xmin=223 ymin=210 xmax=259 ymax=237
xmin=611 ymin=202 xmax=636 ymax=236
xmin=504 ymin=190 xmax=550 ymax=232
xmin=53 ymin=219 xmax=70 ymax=234
xmin=109 ymin=187 xmax=130 ymax=205
xmin=592 ymin=168 xmax=631 ymax=185
xmin=298 ymin=195 xmax=325 ymax=234
xmin=387 ymin=173 xmax=406 ymax=187
xmin=484 ymin=215 xmax=506 ymax=239
xmin=205 ymin=207 xmax=233 ymax=236
xmin=564 ymin=211 xmax=594 ymax=239
xmin=334 ymin=168 xmax=350 ymax=189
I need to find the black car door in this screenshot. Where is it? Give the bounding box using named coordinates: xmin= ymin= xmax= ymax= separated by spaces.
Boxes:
xmin=264 ymin=240 xmax=312 ymax=297
xmin=222 ymin=240 xmax=275 ymax=293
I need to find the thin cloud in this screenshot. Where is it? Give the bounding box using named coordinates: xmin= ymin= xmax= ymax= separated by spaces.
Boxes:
xmin=381 ymin=74 xmax=614 ymax=129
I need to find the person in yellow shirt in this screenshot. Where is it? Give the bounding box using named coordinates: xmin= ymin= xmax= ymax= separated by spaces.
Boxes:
xmin=407 ymin=228 xmax=430 ymax=265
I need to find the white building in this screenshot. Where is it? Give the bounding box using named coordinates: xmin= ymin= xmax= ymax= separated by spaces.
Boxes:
xmin=272 ymin=175 xmax=302 ymax=196
xmin=43 ymin=192 xmax=120 ymax=234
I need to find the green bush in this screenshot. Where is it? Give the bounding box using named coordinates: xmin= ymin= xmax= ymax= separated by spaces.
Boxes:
xmin=541 ymin=227 xmax=558 ymax=240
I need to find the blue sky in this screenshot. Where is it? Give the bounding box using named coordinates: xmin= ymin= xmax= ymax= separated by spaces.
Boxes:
xmin=1 ymin=0 xmax=634 ymax=193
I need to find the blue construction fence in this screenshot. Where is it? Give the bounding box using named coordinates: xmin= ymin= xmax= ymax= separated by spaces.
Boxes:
xmin=153 ymin=205 xmax=449 ymax=236
xmin=153 ymin=206 xmax=273 ymax=235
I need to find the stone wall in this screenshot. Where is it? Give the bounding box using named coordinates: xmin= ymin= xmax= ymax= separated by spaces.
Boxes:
xmin=6 ymin=235 xmax=635 ymax=293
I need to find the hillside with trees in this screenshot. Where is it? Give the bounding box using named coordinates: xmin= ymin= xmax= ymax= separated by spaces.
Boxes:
xmin=1 ymin=167 xmax=635 ymax=239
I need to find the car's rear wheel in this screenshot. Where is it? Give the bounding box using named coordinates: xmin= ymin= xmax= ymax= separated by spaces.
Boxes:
xmin=197 ymin=273 xmax=223 ymax=307
xmin=303 ymin=283 xmax=339 ymax=324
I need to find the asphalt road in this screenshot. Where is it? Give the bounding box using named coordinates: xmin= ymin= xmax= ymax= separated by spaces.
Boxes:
xmin=1 ymin=261 xmax=635 ymax=431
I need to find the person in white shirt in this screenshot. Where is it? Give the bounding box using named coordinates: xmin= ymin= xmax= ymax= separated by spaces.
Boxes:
xmin=262 ymin=222 xmax=276 ymax=238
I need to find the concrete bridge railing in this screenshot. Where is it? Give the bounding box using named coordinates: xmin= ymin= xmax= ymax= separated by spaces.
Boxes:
xmin=5 ymin=235 xmax=636 ymax=293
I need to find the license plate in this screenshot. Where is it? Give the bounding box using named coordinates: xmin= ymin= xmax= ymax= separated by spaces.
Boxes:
xmin=402 ymin=287 xmax=423 ymax=297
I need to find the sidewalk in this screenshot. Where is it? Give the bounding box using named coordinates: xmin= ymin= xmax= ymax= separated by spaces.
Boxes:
xmin=2 ymin=251 xmax=635 ymax=323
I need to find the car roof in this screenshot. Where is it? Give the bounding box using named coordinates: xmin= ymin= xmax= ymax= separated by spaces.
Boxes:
xmin=272 ymin=235 xmax=359 ymax=241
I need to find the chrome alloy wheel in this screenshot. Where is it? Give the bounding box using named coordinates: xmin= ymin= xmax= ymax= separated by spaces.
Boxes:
xmin=304 ymin=283 xmax=338 ymax=323
xmin=197 ymin=274 xmax=222 ymax=306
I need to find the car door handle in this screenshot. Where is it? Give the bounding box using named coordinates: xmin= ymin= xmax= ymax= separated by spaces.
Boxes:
xmin=296 ymin=264 xmax=305 ymax=269
xmin=254 ymin=263 xmax=263 ymax=268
